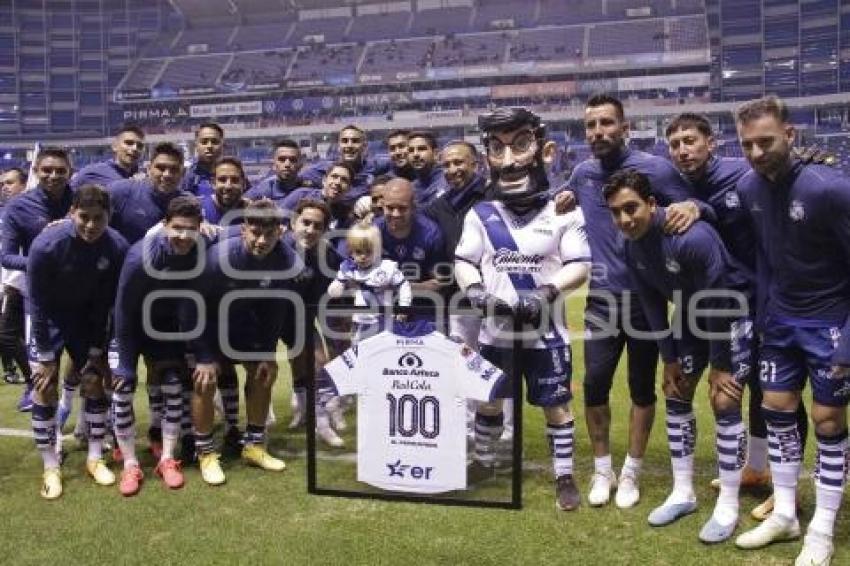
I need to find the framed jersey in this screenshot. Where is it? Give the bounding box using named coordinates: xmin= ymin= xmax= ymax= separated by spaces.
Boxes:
xmin=306 ymin=315 xmax=523 ymax=509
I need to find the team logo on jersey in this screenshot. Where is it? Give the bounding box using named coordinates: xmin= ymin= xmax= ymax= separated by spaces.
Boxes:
xmin=412 ymin=247 xmax=425 ymax=260
xmin=373 ymin=270 xmax=388 ymax=285
xmin=725 ymin=191 xmax=740 ymax=209
xmin=394 ymin=245 xmax=407 ymax=258
xmin=789 ymin=200 xmax=805 ymax=222
xmin=665 ymin=257 xmax=681 ymax=273
xmin=386 ymin=459 xmax=434 ymax=480
xmin=484 ymin=213 xmax=501 ymax=223
xmin=465 ymin=353 xmax=483 ymax=371
xmin=492 ymin=248 xmax=544 ymax=273
xmin=96 ymin=256 xmax=110 ymax=270
xmin=398 ymin=352 xmax=423 ymax=369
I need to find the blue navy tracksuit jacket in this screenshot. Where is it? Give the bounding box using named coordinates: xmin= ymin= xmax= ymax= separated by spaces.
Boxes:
xmin=0 ymin=185 xmax=74 ymax=272
xmin=109 ymin=179 xmax=193 ymax=244
xmin=71 ymin=160 xmax=138 ymax=191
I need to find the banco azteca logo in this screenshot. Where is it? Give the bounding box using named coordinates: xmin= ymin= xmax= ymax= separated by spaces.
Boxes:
xmin=398 ymin=351 xmax=423 ymax=369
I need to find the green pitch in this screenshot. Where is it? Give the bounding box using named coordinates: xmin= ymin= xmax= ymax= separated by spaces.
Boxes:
xmin=0 ymin=296 xmax=845 ymax=565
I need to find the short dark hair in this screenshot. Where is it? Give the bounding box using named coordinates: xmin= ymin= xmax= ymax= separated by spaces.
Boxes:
xmin=327 ymin=161 xmax=354 ymax=180
xmin=273 ymin=138 xmax=301 ymax=152
xmin=339 ymin=124 xmax=365 ymax=139
xmin=735 ymin=95 xmax=789 ymax=126
xmin=35 ymin=147 xmax=71 ymax=167
xmin=4 ymin=167 xmax=26 ymax=184
xmin=665 ymin=113 xmax=713 ymax=139
xmin=586 ymin=93 xmax=625 ymax=121
xmin=244 ymin=198 xmax=283 ymax=228
xmin=151 ymin=142 xmax=184 ymax=163
xmin=196 ymin=122 xmax=224 ymax=138
xmin=369 ymin=174 xmax=393 ymax=189
xmin=441 ymin=139 xmax=478 ymax=159
xmin=386 ymin=129 xmax=410 ymax=141
xmin=72 ymin=184 xmax=110 ymax=210
xmin=165 ymin=195 xmax=203 ymax=223
xmin=602 ymin=169 xmax=653 ymax=203
xmin=293 ymin=198 xmax=331 ymax=228
xmin=214 ymin=157 xmax=246 ymax=182
xmin=408 ymin=130 xmax=437 ymax=150
xmin=116 ymin=124 xmax=145 ymax=138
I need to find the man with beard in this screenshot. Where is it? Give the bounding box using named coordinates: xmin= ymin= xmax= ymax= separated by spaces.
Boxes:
xmin=245 ymin=139 xmax=305 ymax=206
xmin=455 ymin=107 xmax=591 ymax=511
xmin=201 ymin=158 xmax=249 ymax=227
xmin=182 ymin=122 xmax=225 ymax=198
xmin=408 ymin=130 xmax=447 ymax=207
xmin=553 ymin=94 xmax=712 ymax=510
xmin=71 ymin=125 xmax=146 ymax=190
xmin=300 ymin=125 xmax=391 ymax=202
xmin=385 ymin=129 xmax=415 ymax=180
xmin=731 ymin=96 xmax=850 ymax=566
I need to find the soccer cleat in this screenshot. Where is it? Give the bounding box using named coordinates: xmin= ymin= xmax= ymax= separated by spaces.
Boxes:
xmin=242 ymin=445 xmax=286 ymax=472
xmin=181 ymin=436 xmax=197 ymax=465
xmin=795 ymin=529 xmax=834 ymax=566
xmin=17 ymin=385 xmax=33 ymax=412
xmin=86 ymin=458 xmax=116 ymax=486
xmin=148 ymin=441 xmax=163 ymax=462
xmin=199 ymin=453 xmax=226 ymax=486
xmin=615 ymin=473 xmax=641 ymax=509
xmin=648 ymin=499 xmax=697 ymax=527
xmin=317 ymin=425 xmax=345 ymax=448
xmin=711 ymin=466 xmax=771 ymax=490
xmin=735 ymin=513 xmax=800 ymax=549
xmin=555 ymin=474 xmax=581 ymax=511
xmin=699 ymin=516 xmax=738 ymax=544
xmin=41 ymin=468 xmax=63 ymax=500
xmin=588 ymin=470 xmax=617 ymax=507
xmin=222 ymin=427 xmax=243 ymax=458
xmin=466 ymin=460 xmax=496 ymax=485
xmin=155 ymin=458 xmax=185 ymax=489
xmin=119 ymin=465 xmax=144 ymax=497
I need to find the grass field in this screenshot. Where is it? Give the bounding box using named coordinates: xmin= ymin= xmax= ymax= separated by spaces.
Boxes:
xmin=0 ymin=294 xmax=846 ymax=566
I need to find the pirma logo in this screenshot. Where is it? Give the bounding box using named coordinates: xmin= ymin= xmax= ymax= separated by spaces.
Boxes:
xmin=398 ymin=352 xmax=423 ymax=369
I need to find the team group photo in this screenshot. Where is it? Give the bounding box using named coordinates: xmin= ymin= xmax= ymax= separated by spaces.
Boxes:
xmin=0 ymin=0 xmax=848 ymax=564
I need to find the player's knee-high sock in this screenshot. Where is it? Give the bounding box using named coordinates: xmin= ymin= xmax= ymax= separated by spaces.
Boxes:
xmin=180 ymin=377 xmax=193 ymax=439
xmin=220 ymin=385 xmax=239 ymax=433
xmin=147 ymin=383 xmax=163 ymax=440
xmin=160 ymin=382 xmax=182 ymax=461
xmin=763 ymin=408 xmax=802 ymax=520
xmin=242 ymin=423 xmax=265 ymax=447
xmin=713 ymin=409 xmax=746 ymax=524
xmin=112 ymin=386 xmax=138 ymax=469
xmin=808 ymin=430 xmax=848 ymax=538
xmin=194 ymin=431 xmax=215 ymax=456
xmin=665 ymin=398 xmax=696 ymax=502
xmin=473 ymin=412 xmax=503 ymax=467
xmin=32 ymin=402 xmax=59 ymax=469
xmin=546 ymin=419 xmax=575 ymax=478
xmin=84 ymin=397 xmax=108 ymax=461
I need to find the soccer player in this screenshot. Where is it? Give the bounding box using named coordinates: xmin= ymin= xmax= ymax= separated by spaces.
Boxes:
xmin=1 ymin=148 xmax=76 ymax=425
xmin=70 ymin=124 xmax=145 ymax=190
xmin=731 ymin=97 xmax=849 ymax=566
xmin=111 ymin=196 xmax=213 ymax=492
xmin=182 ymin=122 xmax=225 ymax=198
xmin=27 ymin=184 xmax=129 ymax=499
xmin=245 ymin=139 xmax=305 ymax=206
xmin=604 ymin=170 xmax=752 ymax=541
xmin=408 ymin=130 xmax=447 ymax=206
xmin=299 ymin=124 xmax=391 ymax=201
xmin=385 ymin=129 xmax=415 ymax=180
xmin=665 ymin=112 xmax=810 ymax=520
xmin=0 ymin=167 xmax=31 ymax=389
xmin=201 ymin=157 xmax=249 ymax=226
xmin=554 ymin=94 xmax=712 ymax=508
xmin=455 ymin=107 xmax=591 ymax=511
xmin=195 ymin=199 xmax=304 ymax=473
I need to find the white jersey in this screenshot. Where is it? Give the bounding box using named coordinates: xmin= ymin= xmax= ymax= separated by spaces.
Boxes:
xmin=335 ymin=258 xmax=411 ymax=325
xmin=320 ymin=322 xmax=505 ymax=494
xmin=455 ymin=200 xmax=590 ymax=349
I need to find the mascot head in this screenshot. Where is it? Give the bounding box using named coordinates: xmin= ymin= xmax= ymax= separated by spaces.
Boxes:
xmin=478 ymin=107 xmax=555 ymax=212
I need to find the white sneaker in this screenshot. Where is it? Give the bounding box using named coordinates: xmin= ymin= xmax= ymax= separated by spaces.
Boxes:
xmin=615 ymin=473 xmax=640 ymax=509
xmin=735 ymin=513 xmax=801 ymax=550
xmin=588 ymin=470 xmax=617 ymax=507
xmin=317 ymin=425 xmax=344 ymax=448
xmin=795 ymin=529 xmax=834 ymax=566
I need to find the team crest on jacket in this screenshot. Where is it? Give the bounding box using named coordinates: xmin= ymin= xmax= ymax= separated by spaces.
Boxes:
xmin=789 ymin=200 xmax=805 ymax=222
xmin=665 ymin=257 xmax=681 ymax=273
xmin=96 ymin=256 xmax=110 ymax=270
xmin=412 ymin=247 xmax=425 ymax=260
xmin=724 ymin=191 xmax=740 ymax=209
